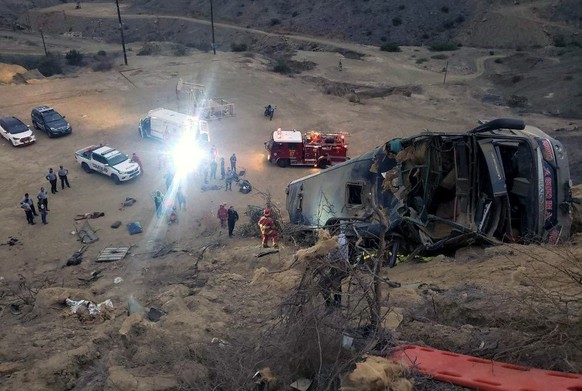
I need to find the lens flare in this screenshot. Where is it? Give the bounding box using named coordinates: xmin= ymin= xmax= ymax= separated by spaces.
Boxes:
xmin=171 ymin=137 xmax=205 ymax=174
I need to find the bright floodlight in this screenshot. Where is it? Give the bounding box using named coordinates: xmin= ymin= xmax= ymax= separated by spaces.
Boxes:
xmin=171 ymin=137 xmax=204 ymax=174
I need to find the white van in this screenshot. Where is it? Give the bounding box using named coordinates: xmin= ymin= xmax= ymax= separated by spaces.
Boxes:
xmin=138 ymin=108 xmax=209 ymax=144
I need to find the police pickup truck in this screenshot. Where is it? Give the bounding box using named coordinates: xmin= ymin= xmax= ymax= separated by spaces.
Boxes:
xmin=74 ymin=145 xmax=141 ymax=184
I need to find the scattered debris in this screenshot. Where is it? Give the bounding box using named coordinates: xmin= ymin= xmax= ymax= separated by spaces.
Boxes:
xmin=113 ymin=277 xmax=123 ymax=284
xmin=341 ymin=355 xmax=412 ymax=391
xmin=127 ymin=221 xmax=142 ymax=235
xmin=147 ymin=307 xmax=164 ymax=322
xmin=96 ymin=247 xmax=130 ymax=263
xmin=76 ymin=220 xmax=99 ymax=244
xmin=74 ymin=212 xmax=105 ymax=221
xmin=65 ymin=298 xmax=113 ymax=318
xmin=127 ymin=295 xmax=144 ymax=316
xmin=10 ymin=304 xmax=21 ymax=315
xmin=0 ymin=237 xmax=19 ymax=246
xmin=65 ymin=245 xmax=88 ymax=267
xmin=151 ymin=242 xmax=194 ymax=258
xmin=290 ymin=378 xmax=312 ymax=391
xmin=256 ymin=249 xmax=279 ymax=258
xmin=201 ymin=184 xmax=222 ymax=191
xmin=78 ymin=270 xmax=103 ymax=284
xmin=119 ymin=197 xmax=137 ymax=210
xmin=110 ymin=221 xmax=122 ymax=229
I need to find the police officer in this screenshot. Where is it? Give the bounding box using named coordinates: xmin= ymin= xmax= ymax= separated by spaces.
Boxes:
xmin=230 ymin=153 xmax=237 ymax=173
xmin=37 ymin=187 xmax=49 ymax=211
xmin=58 ymin=165 xmax=71 ymax=189
xmin=20 ymin=198 xmax=35 ymax=225
xmin=21 ymin=193 xmax=38 ymax=216
xmin=227 ymin=206 xmax=239 ymax=237
xmin=46 ymin=168 xmax=58 ymax=194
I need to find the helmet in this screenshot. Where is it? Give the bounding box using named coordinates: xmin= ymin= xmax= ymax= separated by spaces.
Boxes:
xmin=263 ymin=208 xmax=271 ymax=216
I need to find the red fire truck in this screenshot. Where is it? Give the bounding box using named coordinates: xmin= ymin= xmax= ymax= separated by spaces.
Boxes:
xmin=265 ymin=128 xmax=349 ymax=168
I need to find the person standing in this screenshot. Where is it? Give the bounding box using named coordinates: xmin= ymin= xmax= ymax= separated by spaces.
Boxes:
xmin=217 ymin=204 xmax=228 ymax=228
xmin=227 ymin=206 xmax=239 ymax=237
xmin=210 ymin=159 xmax=218 ymax=180
xmin=39 ymin=203 xmax=48 ymax=225
xmin=225 ymin=168 xmax=233 ymax=191
xmin=37 ymin=187 xmax=49 ymax=211
xmin=46 ymin=168 xmax=58 ymax=194
xmin=131 ymin=153 xmax=143 ymax=172
xmin=230 ymin=153 xmax=237 ymax=173
xmin=152 ymin=191 xmax=164 ymax=218
xmin=21 ymin=193 xmax=38 ymax=216
xmin=220 ymin=157 xmax=226 ymax=180
xmin=165 ymin=170 xmax=174 ymax=190
xmin=176 ymin=186 xmax=186 ymax=210
xmin=58 ymin=165 xmax=71 ymax=189
xmin=258 ymin=208 xmax=279 ymax=248
xmin=20 ymin=199 xmax=35 ymax=225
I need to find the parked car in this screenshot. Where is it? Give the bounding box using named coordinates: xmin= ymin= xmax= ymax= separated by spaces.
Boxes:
xmin=286 ymin=119 xmax=574 ymax=264
xmin=0 ymin=116 xmax=36 ymax=146
xmin=31 ymin=106 xmax=72 ymax=138
xmin=74 ymin=145 xmax=141 ymax=184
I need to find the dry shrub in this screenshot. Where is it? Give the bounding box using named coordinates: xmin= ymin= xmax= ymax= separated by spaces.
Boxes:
xmin=341 ymin=355 xmax=412 ymax=391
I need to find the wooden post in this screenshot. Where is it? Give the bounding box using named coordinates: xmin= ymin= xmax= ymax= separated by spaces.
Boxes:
xmin=40 ymin=29 xmax=48 ymax=56
xmin=443 ymin=61 xmax=449 ymax=85
xmin=115 ymin=0 xmax=128 ymax=65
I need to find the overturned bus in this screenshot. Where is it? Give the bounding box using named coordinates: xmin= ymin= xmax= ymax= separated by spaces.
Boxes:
xmin=286 ymin=119 xmax=573 ymax=262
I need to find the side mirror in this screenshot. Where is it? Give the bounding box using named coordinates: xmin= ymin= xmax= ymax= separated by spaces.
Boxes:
xmin=62 ymin=115 xmax=66 ymax=119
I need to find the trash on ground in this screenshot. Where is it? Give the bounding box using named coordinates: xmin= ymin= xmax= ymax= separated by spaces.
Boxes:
xmin=127 ymin=221 xmax=143 ymax=235
xmin=10 ymin=304 xmax=21 ymax=315
xmin=76 ymin=220 xmax=99 ymax=244
xmin=113 ymin=277 xmax=123 ymax=284
xmin=127 ymin=295 xmax=144 ymax=316
xmin=201 ymin=184 xmax=222 ymax=191
xmin=96 ymin=247 xmax=130 ymax=262
xmin=74 ymin=212 xmax=105 ymax=221
xmin=65 ymin=245 xmax=88 ymax=267
xmin=256 ymin=249 xmax=279 ymax=258
xmin=65 ymin=298 xmax=113 ymax=317
xmin=78 ymin=270 xmax=102 ymax=284
xmin=147 ymin=307 xmax=164 ymax=322
xmin=111 ymin=221 xmax=122 ymax=229
xmin=290 ymin=378 xmax=313 ymax=391
xmin=120 ymin=197 xmax=137 ymax=210
xmin=0 ymin=237 xmax=19 ymax=246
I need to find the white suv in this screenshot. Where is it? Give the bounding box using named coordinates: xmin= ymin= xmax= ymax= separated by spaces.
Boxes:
xmin=0 ymin=116 xmax=36 ymax=146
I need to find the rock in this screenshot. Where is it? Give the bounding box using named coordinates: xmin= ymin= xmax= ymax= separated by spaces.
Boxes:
xmin=0 ymin=362 xmax=22 ymax=375
xmin=119 ymin=312 xmax=145 ymax=343
xmin=147 ymin=307 xmax=164 ymax=322
xmin=382 ymin=308 xmax=404 ymax=331
xmin=107 ymin=366 xmax=138 ymax=390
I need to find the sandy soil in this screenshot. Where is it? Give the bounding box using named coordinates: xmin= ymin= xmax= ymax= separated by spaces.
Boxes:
xmin=0 ymin=21 xmax=580 ymax=390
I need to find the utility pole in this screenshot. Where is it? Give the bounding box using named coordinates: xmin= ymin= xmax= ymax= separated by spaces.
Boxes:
xmin=39 ymin=29 xmax=48 ymax=56
xmin=443 ymin=61 xmax=449 ymax=85
xmin=210 ymin=0 xmax=216 ymax=55
xmin=115 ymin=0 xmax=128 ymax=65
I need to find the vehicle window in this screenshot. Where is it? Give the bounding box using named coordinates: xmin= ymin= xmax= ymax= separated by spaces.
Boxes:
xmin=347 ymin=183 xmax=363 ymax=205
xmin=42 ymin=111 xmax=63 ymax=123
xmin=6 ymin=119 xmax=28 ymax=134
xmin=92 ymin=154 xmax=107 ymax=164
xmin=108 ymin=154 xmax=128 ymax=166
xmin=288 ymin=143 xmax=299 ymax=150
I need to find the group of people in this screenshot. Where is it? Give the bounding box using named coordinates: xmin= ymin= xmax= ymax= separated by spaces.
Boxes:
xmin=20 ymin=166 xmax=71 ymax=225
xmin=217 ymin=204 xmax=239 ymax=237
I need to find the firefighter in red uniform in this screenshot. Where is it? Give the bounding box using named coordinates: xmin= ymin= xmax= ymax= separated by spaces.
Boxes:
xmin=217 ymin=204 xmax=228 ymax=228
xmin=258 ymin=208 xmax=279 ymax=248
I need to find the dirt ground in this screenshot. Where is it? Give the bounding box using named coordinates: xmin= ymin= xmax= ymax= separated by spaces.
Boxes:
xmin=0 ymin=8 xmax=581 ymax=390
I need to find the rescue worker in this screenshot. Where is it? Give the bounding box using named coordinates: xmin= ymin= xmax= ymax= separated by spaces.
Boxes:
xmin=176 ymin=186 xmax=186 ymax=210
xmin=258 ymin=208 xmax=279 ymax=248
xmin=46 ymin=168 xmax=58 ymax=194
xmin=225 ymin=169 xmax=233 ymax=191
xmin=152 ymin=191 xmax=164 ymax=218
xmin=131 ymin=153 xmax=143 ymax=172
xmin=58 ymin=165 xmax=71 ymax=189
xmin=220 ymin=157 xmax=226 ymax=180
xmin=20 ymin=198 xmax=35 ymax=225
xmin=230 ymin=153 xmax=237 ymax=173
xmin=210 ymin=145 xmax=218 ymax=160
xmin=210 ymin=159 xmax=218 ymax=180
xmin=21 ymin=193 xmax=38 ymax=216
xmin=37 ymin=187 xmax=49 ymax=211
xmin=227 ymin=205 xmax=239 ymax=237
xmin=217 ymin=204 xmax=228 ymax=228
